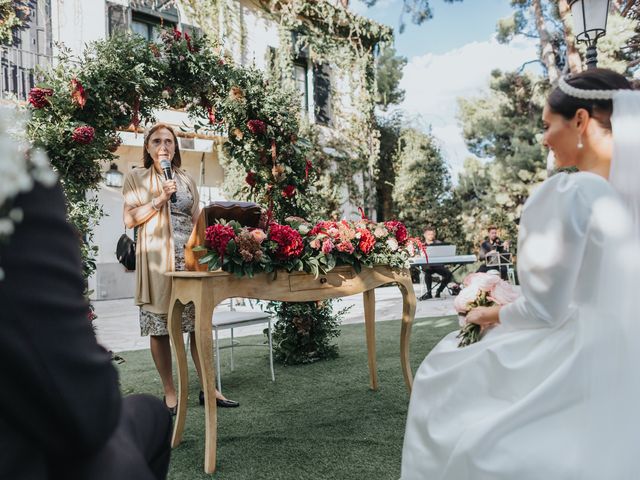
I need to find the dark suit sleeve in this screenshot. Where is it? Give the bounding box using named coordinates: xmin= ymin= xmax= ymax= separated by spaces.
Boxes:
xmin=478 ymin=240 xmax=491 ymax=261
xmin=0 ymin=182 xmax=121 ymax=459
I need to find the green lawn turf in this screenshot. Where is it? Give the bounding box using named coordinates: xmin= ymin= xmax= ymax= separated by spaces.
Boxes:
xmin=117 ymin=316 xmax=458 ymax=479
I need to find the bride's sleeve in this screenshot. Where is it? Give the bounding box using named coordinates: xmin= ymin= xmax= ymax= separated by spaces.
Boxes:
xmin=499 ymin=176 xmax=603 ymax=329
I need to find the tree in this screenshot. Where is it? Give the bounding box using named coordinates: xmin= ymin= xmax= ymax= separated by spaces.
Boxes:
xmin=375 ymin=45 xmax=407 ymax=110
xmin=456 ymin=70 xmax=548 ymax=249
xmin=496 ymin=0 xmax=638 ymax=77
xmin=392 ymin=128 xmax=461 ymax=242
xmin=374 ymin=111 xmax=403 ymax=220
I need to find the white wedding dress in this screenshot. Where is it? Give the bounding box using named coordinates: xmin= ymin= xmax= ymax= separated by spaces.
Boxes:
xmin=401 ymin=171 xmax=639 ymax=480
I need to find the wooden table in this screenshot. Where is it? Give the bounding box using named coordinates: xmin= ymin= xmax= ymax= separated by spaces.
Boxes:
xmin=166 ymin=265 xmax=416 ymax=474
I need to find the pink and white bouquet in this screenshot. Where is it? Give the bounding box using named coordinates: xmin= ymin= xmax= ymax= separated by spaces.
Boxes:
xmin=454 ymin=272 xmax=520 ymax=347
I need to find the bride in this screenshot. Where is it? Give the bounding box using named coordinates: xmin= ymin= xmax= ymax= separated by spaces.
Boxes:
xmin=401 ymin=68 xmax=640 ymax=480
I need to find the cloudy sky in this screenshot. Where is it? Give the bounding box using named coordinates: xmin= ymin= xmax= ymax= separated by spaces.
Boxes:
xmin=350 ymin=0 xmax=539 ymax=178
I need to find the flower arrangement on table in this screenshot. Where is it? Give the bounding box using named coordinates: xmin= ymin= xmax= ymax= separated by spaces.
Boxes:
xmin=193 ymin=217 xmax=424 ymax=278
xmin=454 ymin=272 xmax=520 ymax=347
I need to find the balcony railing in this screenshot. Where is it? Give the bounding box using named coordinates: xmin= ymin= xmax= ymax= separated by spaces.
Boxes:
xmin=1 ymin=46 xmax=52 ymax=102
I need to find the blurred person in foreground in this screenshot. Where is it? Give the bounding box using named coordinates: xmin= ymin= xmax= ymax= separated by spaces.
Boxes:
xmin=0 ymin=107 xmax=172 ymax=479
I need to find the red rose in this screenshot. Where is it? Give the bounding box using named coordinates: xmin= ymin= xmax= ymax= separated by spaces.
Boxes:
xmin=246 ymin=119 xmax=267 ymax=135
xmin=205 ymin=223 xmax=236 ymax=259
xmin=358 ymin=228 xmax=376 ymax=254
xmin=309 ymin=221 xmax=338 ymax=237
xmin=173 ymin=27 xmax=182 ymax=40
xmin=28 ymin=87 xmax=53 ymax=109
xmin=269 ymin=223 xmax=303 ymax=260
xmin=304 ymin=159 xmax=313 ymax=180
xmin=281 ymin=185 xmax=296 ymax=198
xmin=184 ymin=32 xmax=195 ymax=52
xmin=71 ymin=78 xmax=86 ymax=109
xmin=245 ymin=171 xmax=257 ymax=188
xmin=385 ymin=220 xmax=408 ymax=244
xmin=72 ymin=125 xmax=95 ymax=145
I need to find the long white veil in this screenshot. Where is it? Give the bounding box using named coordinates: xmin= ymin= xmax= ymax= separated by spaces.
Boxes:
xmin=582 ymin=89 xmax=640 ymax=478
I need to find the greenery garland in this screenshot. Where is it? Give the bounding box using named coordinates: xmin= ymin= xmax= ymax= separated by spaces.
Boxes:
xmin=0 ymin=0 xmax=31 ymax=45
xmin=27 ymin=29 xmax=320 ymax=272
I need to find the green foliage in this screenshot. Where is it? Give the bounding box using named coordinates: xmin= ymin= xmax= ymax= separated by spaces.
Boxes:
xmin=455 ymin=70 xmax=548 ymax=251
xmin=392 ymin=128 xmax=461 ymax=243
xmin=0 ymin=0 xmax=31 ymax=45
xmin=374 ymin=112 xmax=403 ymax=220
xmin=375 ymin=45 xmax=407 ymax=110
xmin=268 ymin=300 xmax=349 ymax=365
xmin=27 ymin=30 xmax=325 ymax=285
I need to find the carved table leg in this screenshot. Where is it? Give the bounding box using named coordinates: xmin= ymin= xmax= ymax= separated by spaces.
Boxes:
xmin=397 ymin=276 xmax=416 ymax=392
xmin=193 ymin=282 xmax=218 ymax=474
xmin=167 ymin=292 xmax=187 ymax=447
xmin=363 ymin=288 xmax=378 ymax=391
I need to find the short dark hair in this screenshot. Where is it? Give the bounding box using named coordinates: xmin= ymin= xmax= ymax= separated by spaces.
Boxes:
xmin=547 ymin=68 xmax=632 ymax=131
xmin=143 ymin=123 xmax=182 ymax=169
xmin=487 ymin=226 xmax=497 ymax=232
xmin=424 ymin=226 xmax=436 ymax=233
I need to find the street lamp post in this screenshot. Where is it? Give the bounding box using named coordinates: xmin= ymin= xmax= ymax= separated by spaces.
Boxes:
xmin=568 ymin=0 xmax=611 ymax=69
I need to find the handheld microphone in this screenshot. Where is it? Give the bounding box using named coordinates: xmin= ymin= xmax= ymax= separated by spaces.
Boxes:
xmin=160 ymin=159 xmax=177 ymax=203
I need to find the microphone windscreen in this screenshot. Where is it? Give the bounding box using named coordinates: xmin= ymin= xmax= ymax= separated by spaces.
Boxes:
xmin=160 ymin=159 xmax=171 ymax=170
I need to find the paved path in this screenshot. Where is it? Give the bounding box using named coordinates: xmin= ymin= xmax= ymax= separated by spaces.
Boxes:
xmin=93 ymin=283 xmax=457 ymax=353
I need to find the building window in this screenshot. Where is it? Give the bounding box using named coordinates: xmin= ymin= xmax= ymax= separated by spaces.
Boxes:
xmin=131 ymin=12 xmax=167 ymax=42
xmin=313 ymin=62 xmax=332 ymax=126
xmin=294 ymin=59 xmax=309 ymax=116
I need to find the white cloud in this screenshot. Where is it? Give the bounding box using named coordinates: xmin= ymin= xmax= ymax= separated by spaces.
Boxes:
xmin=399 ymin=35 xmax=538 ymax=178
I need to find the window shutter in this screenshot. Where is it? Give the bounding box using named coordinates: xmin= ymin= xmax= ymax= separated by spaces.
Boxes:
xmin=107 ymin=3 xmax=130 ymax=37
xmin=313 ymin=62 xmax=332 ymax=126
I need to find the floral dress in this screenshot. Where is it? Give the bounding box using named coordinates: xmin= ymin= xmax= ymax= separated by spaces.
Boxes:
xmin=140 ymin=173 xmax=196 ymax=336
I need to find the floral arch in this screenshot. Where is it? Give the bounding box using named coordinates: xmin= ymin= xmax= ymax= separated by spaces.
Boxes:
xmin=27 ymin=29 xmax=315 ymax=280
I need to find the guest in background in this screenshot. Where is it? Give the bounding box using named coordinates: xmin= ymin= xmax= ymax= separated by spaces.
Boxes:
xmin=419 ymin=226 xmax=453 ymax=300
xmin=477 ymin=225 xmax=510 ymax=280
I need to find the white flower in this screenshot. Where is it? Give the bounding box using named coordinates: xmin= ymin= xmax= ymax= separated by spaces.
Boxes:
xmin=373 ymin=225 xmax=388 ymax=238
xmin=0 ymin=105 xmax=55 ymax=249
xmin=386 ymin=237 xmax=399 ymax=251
xmin=453 ymin=284 xmax=480 ymax=314
xmin=0 ymin=219 xmax=15 ymax=236
xmin=8 ymin=208 xmax=23 ymax=223
xmin=298 ymin=224 xmax=310 ymax=235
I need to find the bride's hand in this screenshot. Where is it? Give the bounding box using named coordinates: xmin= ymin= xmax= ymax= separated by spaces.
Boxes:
xmin=466 ymin=306 xmax=501 ymax=328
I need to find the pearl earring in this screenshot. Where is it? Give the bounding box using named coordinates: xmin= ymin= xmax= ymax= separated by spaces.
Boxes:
xmin=577 ymin=134 xmax=584 ymax=149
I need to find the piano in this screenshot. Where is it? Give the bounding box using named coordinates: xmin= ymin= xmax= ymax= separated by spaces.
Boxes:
xmin=410 ymin=254 xmax=477 ymax=269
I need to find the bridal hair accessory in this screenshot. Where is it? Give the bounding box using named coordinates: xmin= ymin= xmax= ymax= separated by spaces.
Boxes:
xmin=558 ymin=75 xmax=620 ymax=100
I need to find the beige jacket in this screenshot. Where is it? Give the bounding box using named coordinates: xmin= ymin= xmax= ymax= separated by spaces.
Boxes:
xmin=123 ymin=166 xmax=200 ymax=314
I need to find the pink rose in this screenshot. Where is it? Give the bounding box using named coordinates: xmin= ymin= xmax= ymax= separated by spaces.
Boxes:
xmin=463 ymin=272 xmax=501 ymax=291
xmin=336 ymin=241 xmax=354 ymax=254
xmin=310 ymin=238 xmax=322 ymax=250
xmin=453 ymin=284 xmax=481 ymax=314
xmin=373 ymin=225 xmax=388 ymax=238
xmin=489 ymin=280 xmax=520 ymax=305
xmin=321 ymin=238 xmax=334 ymax=254
xmin=250 ymin=228 xmax=266 ymax=244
